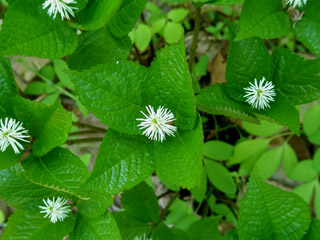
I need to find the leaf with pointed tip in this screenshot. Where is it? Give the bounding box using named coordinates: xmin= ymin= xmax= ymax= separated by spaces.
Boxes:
xmin=238 ymin=173 xmax=311 ymax=240
xmin=303 ymin=219 xmax=320 ymax=240
xmin=0 ymin=0 xmax=77 ymax=58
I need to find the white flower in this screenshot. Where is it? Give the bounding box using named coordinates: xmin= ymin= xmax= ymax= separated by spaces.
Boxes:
xmin=39 ymin=197 xmax=71 ymax=224
xmin=42 ymin=0 xmax=78 ymax=20
xmin=286 ymin=0 xmax=307 ymax=7
xmin=134 ymin=234 xmax=152 ymax=240
xmin=243 ymin=77 xmax=276 ymax=110
xmin=136 ymin=105 xmax=177 ymax=142
xmin=0 ymin=118 xmax=30 ymax=154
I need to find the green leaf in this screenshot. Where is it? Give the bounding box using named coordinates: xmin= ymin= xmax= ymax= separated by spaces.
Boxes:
xmin=76 ymin=191 xmax=113 ymax=219
xmin=203 ymin=140 xmax=234 ymax=161
xmin=84 ymin=129 xmax=154 ymax=194
xmin=282 ymin=142 xmax=298 ymax=177
xmin=293 ymin=181 xmax=316 ymax=204
xmin=315 ymin=182 xmax=320 ymax=219
xmin=190 ymin=167 xmax=207 ymax=203
xmin=238 ymin=172 xmax=311 ymax=240
xmin=12 ymin=98 xmax=72 ymax=156
xmin=226 ymin=37 xmax=271 ymax=102
xmin=109 ymin=0 xmax=148 ymax=37
xmin=303 ymin=105 xmax=320 ymax=145
xmin=235 ymin=0 xmax=290 ymax=40
xmin=303 ymin=219 xmax=320 ymax=240
xmin=295 ymin=0 xmax=320 ymax=57
xmin=24 ymin=81 xmax=51 ymax=95
xmin=134 ymin=24 xmax=152 ymax=51
xmin=53 ymin=59 xmax=74 ymax=90
xmin=187 ymin=216 xmax=222 ymax=240
xmin=153 ymin=223 xmax=190 ymax=240
xmin=242 ymin=120 xmax=283 ymax=137
xmin=114 ymin=211 xmax=151 ymax=240
xmin=155 ymin=115 xmax=203 ymax=189
xmin=0 ymin=165 xmax=57 ymax=206
xmin=222 ymin=229 xmax=239 ymax=240
xmin=70 ymin=212 xmax=121 ymax=240
xmin=168 ymin=8 xmax=189 ymax=23
xmin=254 ymin=146 xmax=283 ymax=180
xmin=67 ymin=28 xmax=131 ymax=71
xmin=2 ymin=203 xmax=75 ymax=240
xmin=21 ymin=148 xmax=90 ymax=200
xmin=0 ymin=57 xmax=19 ymax=114
xmin=271 ymin=48 xmax=320 ymax=105
xmin=289 ymin=160 xmax=318 ymax=182
xmin=312 ymin=148 xmax=320 ymax=173
xmin=122 ymin=181 xmax=159 ymax=223
xmin=0 ymin=147 xmax=23 ymax=170
xmin=204 ymin=159 xmax=236 ymax=195
xmin=0 ymin=0 xmax=77 ymax=58
xmin=78 ymin=0 xmax=122 ymax=30
xmin=163 ymin=22 xmax=184 ymax=44
xmin=196 ymin=84 xmax=259 ymax=124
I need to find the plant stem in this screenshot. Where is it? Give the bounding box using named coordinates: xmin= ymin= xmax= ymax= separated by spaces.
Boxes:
xmin=269 ymin=132 xmax=293 ymax=140
xmin=188 ymin=5 xmax=201 ymax=72
xmin=66 ymin=138 xmax=103 ymax=145
xmin=72 ymin=121 xmax=107 ymax=132
xmin=213 ymin=115 xmax=219 ymax=140
xmin=149 ymin=192 xmax=180 ymax=237
xmin=69 ymin=130 xmax=102 ymax=136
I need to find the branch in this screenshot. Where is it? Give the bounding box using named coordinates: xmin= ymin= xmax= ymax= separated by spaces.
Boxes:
xmin=188 ymin=5 xmax=201 ymax=72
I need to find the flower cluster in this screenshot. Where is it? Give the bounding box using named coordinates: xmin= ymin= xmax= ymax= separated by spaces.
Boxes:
xmin=136 ymin=105 xmax=177 ymax=142
xmin=134 ymin=234 xmax=152 ymax=240
xmin=286 ymin=0 xmax=307 ymax=8
xmin=42 ymin=0 xmax=78 ymax=20
xmin=0 ymin=118 xmax=30 ymax=154
xmin=39 ymin=197 xmax=71 ymax=224
xmin=243 ymin=77 xmax=276 ymax=110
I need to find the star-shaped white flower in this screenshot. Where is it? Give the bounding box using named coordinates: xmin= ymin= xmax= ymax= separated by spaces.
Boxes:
xmin=0 ymin=118 xmax=30 ymax=154
xmin=42 ymin=0 xmax=78 ymax=20
xmin=135 ymin=234 xmax=152 ymax=240
xmin=39 ymin=197 xmax=71 ymax=224
xmin=243 ymin=77 xmax=276 ymax=110
xmin=286 ymin=0 xmax=307 ymax=7
xmin=136 ymin=105 xmax=177 ymax=142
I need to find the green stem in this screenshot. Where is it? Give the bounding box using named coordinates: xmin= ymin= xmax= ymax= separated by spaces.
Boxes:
xmin=188 ymin=5 xmax=201 ymax=72
xmin=149 ymin=192 xmax=179 ymax=238
xmin=66 ymin=138 xmax=103 ymax=145
xmin=269 ymin=132 xmax=293 ymax=140
xmin=69 ymin=130 xmax=102 ymax=136
xmin=72 ymin=121 xmax=107 ymax=132
xmin=213 ymin=115 xmax=219 ymax=140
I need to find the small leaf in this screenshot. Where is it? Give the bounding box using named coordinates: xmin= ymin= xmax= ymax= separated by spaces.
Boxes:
xmin=168 ymin=8 xmax=189 ymax=23
xmin=187 ymin=216 xmax=222 ymax=240
xmin=282 ymin=143 xmax=298 ymax=177
xmin=190 ymin=167 xmax=207 ymax=203
xmin=289 ymin=160 xmax=318 ymax=182
xmin=293 ymin=181 xmax=316 ymax=204
xmin=238 ymin=172 xmax=311 ymax=240
xmin=303 ymin=105 xmax=320 ymax=145
xmin=242 ymin=120 xmax=283 ymax=137
xmin=203 ymin=140 xmax=234 ymax=161
xmin=312 ymin=148 xmax=320 ymax=173
xmin=134 ymin=24 xmax=152 ymax=51
xmin=163 ymin=22 xmax=184 ymax=44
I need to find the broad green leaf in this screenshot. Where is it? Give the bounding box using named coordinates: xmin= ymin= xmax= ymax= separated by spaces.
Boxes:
xmin=289 ymin=160 xmax=318 ymax=182
xmin=0 ymin=165 xmax=57 ymax=206
xmin=187 ymin=216 xmax=222 ymax=240
xmin=153 ymin=223 xmax=190 ymax=240
xmin=84 ymin=130 xmax=154 ymax=194
xmin=134 ymin=24 xmax=152 ymax=51
xmin=242 ymin=120 xmax=283 ymax=137
xmin=203 ymin=140 xmax=234 ymax=161
xmin=235 ymin=0 xmax=290 ymax=40
xmin=238 ymin=173 xmax=311 ymax=240
xmin=254 ymin=146 xmax=283 ymax=180
xmin=168 ymin=8 xmax=189 ymax=23
xmin=155 ymin=115 xmax=203 ymax=189
xmin=271 ymin=48 xmax=320 ymax=105
xmin=70 ymin=212 xmax=121 ymax=240
xmin=315 ymin=182 xmax=320 ymax=219
xmin=0 ymin=147 xmax=23 ymax=170
xmin=0 ymin=57 xmax=19 ymax=114
xmin=282 ymin=142 xmax=298 ymax=177
xmin=228 ymin=139 xmax=270 ymax=166
xmin=196 ymin=84 xmax=259 ymax=124
xmin=2 ymin=203 xmax=75 ymax=240
xmin=0 ymin=0 xmax=77 ymax=58
xmin=24 ymin=81 xmax=52 ymax=95
xmin=68 ymin=61 xmax=148 ymax=135
xmin=67 ymin=28 xmax=131 ymax=71
xmin=21 ymin=148 xmax=90 ymax=200
xmin=76 ymin=191 xmax=113 ymax=219
xmin=78 ymin=0 xmax=122 ymax=30
xmin=151 ymin=18 xmax=167 ymax=34
xmin=12 ymin=98 xmax=72 ymax=156
xmin=293 ymin=181 xmax=316 ymax=204
xmin=204 ymin=159 xmax=236 ymax=195
xmin=303 ymin=105 xmax=320 ymax=145
xmin=222 ymin=229 xmax=239 ymax=240
xmin=109 ymin=0 xmax=148 ymax=37
xmin=114 ymin=211 xmax=151 ymax=240
xmin=53 ymin=59 xmax=74 ymax=90
xmin=303 ymin=219 xmax=320 ymax=240
xmin=163 ymin=22 xmax=184 ymax=44
xmin=122 ymin=182 xmax=159 ymax=223
xmin=190 ymin=167 xmax=207 ymax=203
xmin=312 ymin=148 xmax=320 ymax=173
xmin=148 ymin=40 xmax=197 ymax=130
xmin=295 ymin=0 xmax=320 ymax=57
xmin=226 ymin=37 xmax=271 ymax=102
